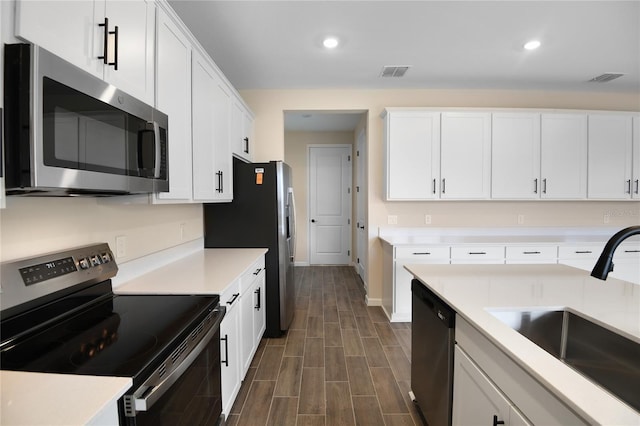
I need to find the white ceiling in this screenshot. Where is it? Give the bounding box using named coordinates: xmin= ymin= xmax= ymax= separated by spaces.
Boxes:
xmin=168 ymin=0 xmax=640 ymax=130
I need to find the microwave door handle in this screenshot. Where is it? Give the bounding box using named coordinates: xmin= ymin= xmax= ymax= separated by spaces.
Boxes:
xmin=137 ymin=122 xmax=161 ymax=178
xmin=152 ymin=121 xmax=161 ymax=178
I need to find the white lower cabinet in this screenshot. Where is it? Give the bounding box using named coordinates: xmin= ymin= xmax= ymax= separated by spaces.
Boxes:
xmin=220 ymin=280 xmax=241 ymax=417
xmin=221 ymin=255 xmax=266 ymax=417
xmin=239 ymin=259 xmax=266 ymax=377
xmin=453 ymin=346 xmax=531 ymax=426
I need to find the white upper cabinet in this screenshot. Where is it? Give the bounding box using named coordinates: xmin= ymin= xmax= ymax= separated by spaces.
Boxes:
xmin=440 ymin=112 xmax=491 ymax=199
xmin=540 ymin=113 xmax=587 ymax=199
xmin=232 ymin=100 xmax=254 ymax=162
xmin=587 ymin=114 xmax=633 ymax=199
xmin=15 ymin=0 xmax=155 ymax=105
xmin=633 ymin=116 xmax=640 ymax=199
xmin=383 ymin=110 xmax=441 ymax=200
xmin=155 ymin=7 xmax=192 ymax=202
xmin=192 ymin=50 xmax=233 ymax=202
xmin=491 ymin=113 xmax=541 ymax=199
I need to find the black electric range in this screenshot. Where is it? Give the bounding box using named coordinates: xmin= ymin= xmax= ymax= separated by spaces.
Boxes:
xmin=0 ymin=243 xmax=224 ymax=425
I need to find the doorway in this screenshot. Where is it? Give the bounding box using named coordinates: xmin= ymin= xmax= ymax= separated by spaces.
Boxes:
xmin=283 ymin=110 xmax=367 ymax=272
xmin=308 ymin=145 xmax=352 ymax=265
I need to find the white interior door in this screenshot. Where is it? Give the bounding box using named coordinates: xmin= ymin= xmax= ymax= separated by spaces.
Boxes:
xmin=309 ymin=145 xmax=352 ymax=265
xmin=355 ymin=129 xmax=367 ymax=281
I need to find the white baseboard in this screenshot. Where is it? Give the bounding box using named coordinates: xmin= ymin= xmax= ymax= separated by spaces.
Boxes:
xmin=365 ymin=296 xmax=382 ymax=307
xmin=294 ymin=261 xmax=310 ymax=267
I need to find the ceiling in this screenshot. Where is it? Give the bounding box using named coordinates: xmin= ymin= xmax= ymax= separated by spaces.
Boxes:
xmin=168 ymin=0 xmax=640 ymax=130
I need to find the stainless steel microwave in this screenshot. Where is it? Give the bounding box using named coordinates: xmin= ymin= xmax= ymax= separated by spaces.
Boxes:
xmin=3 ymin=44 xmax=169 ymax=196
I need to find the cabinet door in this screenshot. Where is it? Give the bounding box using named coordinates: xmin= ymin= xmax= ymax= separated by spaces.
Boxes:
xmin=102 ymin=0 xmax=155 ymax=105
xmin=453 ymin=346 xmax=515 ymax=426
xmin=253 ymin=269 xmax=266 ymax=345
xmin=587 ymin=114 xmax=633 ymax=199
xmin=220 ymin=302 xmax=241 ymax=416
xmin=243 ymin=109 xmax=254 ymax=161
xmin=155 ymin=9 xmax=192 ymax=201
xmin=633 ymin=116 xmax=640 ymax=199
xmin=239 ymin=288 xmax=254 ymax=378
xmin=540 ymin=114 xmax=587 ymax=199
xmin=209 ymin=78 xmax=233 ymax=201
xmin=15 ymin=0 xmax=103 ymax=78
xmin=441 ymin=112 xmax=491 ymax=199
xmin=192 ymin=51 xmax=221 ymax=201
xmin=491 ymin=113 xmax=541 ymax=199
xmin=231 ymin=100 xmax=253 ymax=162
xmin=384 ymin=111 xmax=440 ymax=200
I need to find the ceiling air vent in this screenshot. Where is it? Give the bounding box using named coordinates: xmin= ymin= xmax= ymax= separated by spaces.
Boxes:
xmin=589 ymin=73 xmax=624 ymax=83
xmin=380 ymin=65 xmax=410 ymax=78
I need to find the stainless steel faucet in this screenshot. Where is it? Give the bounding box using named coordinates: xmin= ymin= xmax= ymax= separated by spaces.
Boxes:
xmin=591 ymin=226 xmax=640 ymax=280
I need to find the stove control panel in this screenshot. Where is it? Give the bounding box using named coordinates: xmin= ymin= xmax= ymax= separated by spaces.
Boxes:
xmin=1 ymin=243 xmax=119 ymax=313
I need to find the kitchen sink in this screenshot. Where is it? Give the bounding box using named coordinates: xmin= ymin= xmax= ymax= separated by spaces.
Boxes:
xmin=489 ymin=308 xmax=640 ymax=413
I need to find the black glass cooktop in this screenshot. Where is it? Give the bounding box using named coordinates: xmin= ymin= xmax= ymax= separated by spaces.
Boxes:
xmin=0 ymin=294 xmax=219 ymax=384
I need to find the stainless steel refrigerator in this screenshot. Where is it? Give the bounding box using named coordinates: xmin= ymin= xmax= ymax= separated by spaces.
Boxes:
xmin=204 ymin=158 xmax=296 ymax=337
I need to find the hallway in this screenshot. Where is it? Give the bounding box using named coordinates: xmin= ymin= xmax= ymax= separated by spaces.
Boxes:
xmin=226 ymin=266 xmax=422 ymax=426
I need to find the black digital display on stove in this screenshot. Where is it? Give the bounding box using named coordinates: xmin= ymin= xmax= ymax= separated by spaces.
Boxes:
xmin=19 ymin=257 xmax=77 ymax=286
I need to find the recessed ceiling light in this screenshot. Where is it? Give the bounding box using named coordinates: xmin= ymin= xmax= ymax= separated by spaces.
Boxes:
xmin=323 ymin=37 xmax=339 ymax=49
xmin=524 ymin=40 xmax=541 ymax=50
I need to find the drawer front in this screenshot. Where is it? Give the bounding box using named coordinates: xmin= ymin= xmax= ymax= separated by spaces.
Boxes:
xmin=220 ymin=279 xmax=241 ymax=312
xmin=451 ymin=245 xmax=505 ymax=260
xmin=240 ymin=257 xmax=266 ymax=293
xmin=558 ymin=245 xmax=603 ymax=259
xmin=395 ymin=246 xmax=450 ymax=260
xmin=505 ymin=246 xmax=557 ymax=262
xmin=616 ymin=242 xmax=640 ymax=259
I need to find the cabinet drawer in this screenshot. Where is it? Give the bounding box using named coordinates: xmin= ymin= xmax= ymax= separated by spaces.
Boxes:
xmin=395 ymin=246 xmax=450 ymax=260
xmin=240 ymin=257 xmax=266 ymax=293
xmin=451 ymin=246 xmax=505 ymax=260
xmin=616 ymin=242 xmax=640 ymax=259
xmin=505 ymin=246 xmax=557 ymax=262
xmin=221 ymin=279 xmax=241 ymax=312
xmin=558 ymin=245 xmax=603 ymax=259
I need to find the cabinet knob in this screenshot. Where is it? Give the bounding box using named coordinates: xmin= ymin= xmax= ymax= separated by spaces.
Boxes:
xmin=493 ymin=415 xmax=505 ymax=426
xmin=311 ymin=219 xmax=316 ymax=223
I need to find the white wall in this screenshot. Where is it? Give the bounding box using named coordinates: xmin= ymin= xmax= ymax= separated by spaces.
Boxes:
xmin=0 ymin=198 xmax=203 ymax=263
xmin=240 ymin=88 xmax=640 ymax=304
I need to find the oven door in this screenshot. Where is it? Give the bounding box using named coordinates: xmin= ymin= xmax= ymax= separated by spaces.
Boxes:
xmin=121 ymin=307 xmax=224 ymax=426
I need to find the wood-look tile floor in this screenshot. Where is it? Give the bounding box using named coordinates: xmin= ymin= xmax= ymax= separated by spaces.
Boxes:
xmin=226 ymin=266 xmax=424 ymax=426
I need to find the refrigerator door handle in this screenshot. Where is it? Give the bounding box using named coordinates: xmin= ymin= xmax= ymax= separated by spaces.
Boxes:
xmin=288 ymin=188 xmax=297 ymax=262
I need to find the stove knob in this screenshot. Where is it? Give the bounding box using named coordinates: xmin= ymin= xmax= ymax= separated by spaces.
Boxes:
xmin=101 ymin=252 xmax=111 ymax=263
xmin=90 ymin=255 xmax=102 ymax=266
xmin=79 ymin=258 xmax=90 ymax=270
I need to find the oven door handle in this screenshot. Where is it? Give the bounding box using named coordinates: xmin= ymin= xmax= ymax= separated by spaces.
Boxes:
xmin=132 ymin=309 xmax=224 ymax=413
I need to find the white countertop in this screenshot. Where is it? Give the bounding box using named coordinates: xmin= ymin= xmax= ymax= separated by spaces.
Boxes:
xmin=379 ymin=226 xmax=631 ymax=246
xmin=115 ymin=248 xmax=268 ymax=295
xmin=405 ymin=263 xmax=640 ymax=425
xmin=0 ymin=371 xmax=131 ymax=425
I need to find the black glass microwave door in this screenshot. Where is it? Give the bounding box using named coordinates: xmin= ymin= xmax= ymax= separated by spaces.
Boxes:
xmin=42 ymin=77 xmax=148 ymax=177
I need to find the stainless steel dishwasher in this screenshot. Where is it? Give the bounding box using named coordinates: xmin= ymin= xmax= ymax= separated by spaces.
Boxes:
xmin=410 ymin=278 xmax=456 ymax=426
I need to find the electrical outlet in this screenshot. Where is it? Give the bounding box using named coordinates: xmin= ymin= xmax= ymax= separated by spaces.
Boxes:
xmin=425 ymin=214 xmax=432 ymax=224
xmin=387 ymin=215 xmax=398 ymax=225
xmin=180 ymin=223 xmax=186 ymax=240
xmin=604 ymin=214 xmax=610 ymax=224
xmin=517 ymin=214 xmax=525 ymax=225
xmin=115 ymin=235 xmax=126 ymax=258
